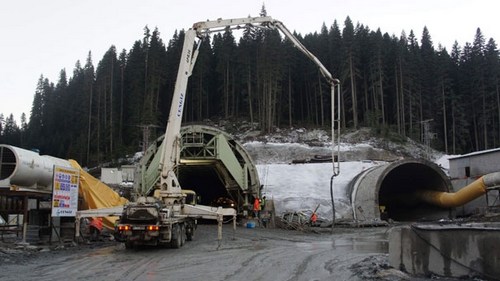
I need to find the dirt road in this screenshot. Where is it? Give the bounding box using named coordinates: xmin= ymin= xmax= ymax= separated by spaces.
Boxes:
xmin=0 ymin=224 xmax=432 ymax=281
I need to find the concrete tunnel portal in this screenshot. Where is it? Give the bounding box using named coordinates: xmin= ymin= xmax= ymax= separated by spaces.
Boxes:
xmin=350 ymin=159 xmax=454 ymax=222
xmin=135 ymin=125 xmax=261 ymax=213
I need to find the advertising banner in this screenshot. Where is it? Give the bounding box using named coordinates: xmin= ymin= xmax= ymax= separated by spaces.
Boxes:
xmin=51 ymin=166 xmax=80 ymax=217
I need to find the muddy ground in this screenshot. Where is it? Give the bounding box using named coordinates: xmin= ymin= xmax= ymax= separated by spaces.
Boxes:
xmin=0 ymin=224 xmax=466 ymax=281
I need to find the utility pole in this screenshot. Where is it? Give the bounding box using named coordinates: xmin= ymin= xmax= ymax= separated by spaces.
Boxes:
xmin=420 ymin=119 xmax=435 ymax=160
xmin=138 ymin=124 xmax=161 ymax=153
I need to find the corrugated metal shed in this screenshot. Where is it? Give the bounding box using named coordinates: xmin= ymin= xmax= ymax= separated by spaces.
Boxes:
xmin=448 ymin=148 xmax=500 ymax=216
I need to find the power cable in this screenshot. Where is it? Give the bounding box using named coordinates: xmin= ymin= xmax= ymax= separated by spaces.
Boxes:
xmin=330 ymin=174 xmax=335 ymax=232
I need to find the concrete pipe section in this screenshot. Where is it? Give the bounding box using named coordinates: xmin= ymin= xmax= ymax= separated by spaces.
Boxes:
xmin=0 ymin=144 xmax=71 ymax=192
xmin=349 ymin=158 xmax=454 ymax=222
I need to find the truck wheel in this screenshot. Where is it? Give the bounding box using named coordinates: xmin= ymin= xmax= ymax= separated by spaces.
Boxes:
xmin=186 ymin=225 xmax=194 ymax=241
xmin=90 ymin=226 xmax=99 ymax=242
xmin=180 ymin=224 xmax=186 ymax=246
xmin=125 ymin=241 xmax=134 ymax=250
xmin=170 ymin=224 xmax=182 ymax=249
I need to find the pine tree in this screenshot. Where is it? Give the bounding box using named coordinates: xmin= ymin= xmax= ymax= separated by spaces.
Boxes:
xmin=342 ymin=16 xmax=359 ymax=128
xmin=238 ymin=22 xmax=258 ymax=126
xmin=3 ymin=114 xmax=20 ymax=145
xmin=0 ymin=114 xmax=4 ymax=143
xmin=213 ymin=27 xmax=237 ymax=119
xmin=470 ymin=28 xmax=487 ymax=150
xmin=419 ymin=27 xmax=437 ymax=139
xmin=188 ymin=37 xmax=212 ymax=121
xmin=435 ymin=46 xmax=453 ymax=153
xmin=484 ymin=38 xmax=500 ymax=147
xmin=84 ymin=52 xmax=95 ymax=165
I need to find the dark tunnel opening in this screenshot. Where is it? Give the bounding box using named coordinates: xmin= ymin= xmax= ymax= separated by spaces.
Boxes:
xmin=378 ymin=162 xmax=452 ymax=221
xmin=0 ymin=146 xmax=16 ymax=181
xmin=177 ymin=165 xmax=231 ymax=208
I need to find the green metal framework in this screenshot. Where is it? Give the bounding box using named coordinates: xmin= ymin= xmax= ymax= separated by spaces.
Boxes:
xmin=134 ymin=125 xmax=260 ymax=212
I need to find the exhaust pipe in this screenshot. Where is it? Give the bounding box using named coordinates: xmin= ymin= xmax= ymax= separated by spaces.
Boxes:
xmin=416 ymin=172 xmax=500 ymax=208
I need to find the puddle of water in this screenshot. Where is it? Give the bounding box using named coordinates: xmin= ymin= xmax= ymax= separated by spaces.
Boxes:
xmin=331 ymin=237 xmax=388 ymax=253
xmin=295 ymin=236 xmax=388 ymax=254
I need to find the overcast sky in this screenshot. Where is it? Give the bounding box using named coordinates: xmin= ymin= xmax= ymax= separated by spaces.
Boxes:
xmin=1 ymin=0 xmax=498 ymax=123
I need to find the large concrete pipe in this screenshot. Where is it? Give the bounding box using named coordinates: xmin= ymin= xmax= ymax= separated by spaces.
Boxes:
xmin=416 ymin=172 xmax=500 ymax=207
xmin=0 ymin=145 xmax=71 ymax=192
xmin=349 ymin=159 xmax=453 ymax=222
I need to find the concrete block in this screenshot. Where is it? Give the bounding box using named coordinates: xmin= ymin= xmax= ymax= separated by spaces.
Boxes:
xmin=389 ymin=223 xmax=500 ymax=280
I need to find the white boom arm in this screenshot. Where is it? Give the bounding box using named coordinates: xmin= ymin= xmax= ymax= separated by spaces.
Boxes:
xmin=158 ymin=16 xmax=341 ymax=203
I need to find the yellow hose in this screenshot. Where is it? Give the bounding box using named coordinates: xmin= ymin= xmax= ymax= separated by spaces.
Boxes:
xmin=416 ymin=178 xmax=486 ymax=207
xmin=416 ymin=172 xmax=500 ymax=208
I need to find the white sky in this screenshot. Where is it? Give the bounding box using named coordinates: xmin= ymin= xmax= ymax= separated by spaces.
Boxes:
xmin=1 ymin=0 xmax=498 ymax=123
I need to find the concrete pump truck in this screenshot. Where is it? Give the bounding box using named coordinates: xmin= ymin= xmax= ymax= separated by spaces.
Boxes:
xmin=116 ymin=16 xmax=340 ymax=249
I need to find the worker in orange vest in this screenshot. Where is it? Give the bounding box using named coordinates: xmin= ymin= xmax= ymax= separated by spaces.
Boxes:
xmin=310 ymin=212 xmax=318 ymax=225
xmin=89 ymin=217 xmax=103 ymax=241
xmin=253 ymin=197 xmax=261 ymax=220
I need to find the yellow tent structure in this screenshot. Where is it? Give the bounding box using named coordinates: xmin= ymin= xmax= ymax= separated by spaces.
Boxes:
xmin=69 ymin=160 xmax=128 ymax=229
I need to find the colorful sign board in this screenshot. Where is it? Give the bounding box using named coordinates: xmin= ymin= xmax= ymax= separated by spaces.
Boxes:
xmin=51 ymin=166 xmax=80 ymax=217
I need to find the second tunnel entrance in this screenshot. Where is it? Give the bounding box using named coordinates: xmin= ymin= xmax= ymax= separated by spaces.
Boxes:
xmin=350 ymin=159 xmax=453 ymax=222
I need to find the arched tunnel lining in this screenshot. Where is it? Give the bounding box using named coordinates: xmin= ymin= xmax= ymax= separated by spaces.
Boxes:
xmin=137 ymin=125 xmax=260 ymax=212
xmin=176 ymin=125 xmax=261 ymax=211
xmin=378 ymin=162 xmax=452 ymax=221
xmin=352 ymin=160 xmax=453 ymax=222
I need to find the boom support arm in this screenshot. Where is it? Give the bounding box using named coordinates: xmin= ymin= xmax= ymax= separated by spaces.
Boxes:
xmin=158 ymin=16 xmax=341 ymax=202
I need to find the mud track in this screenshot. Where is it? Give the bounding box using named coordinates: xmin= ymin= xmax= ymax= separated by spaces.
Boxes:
xmin=0 ymin=224 xmax=455 ymax=281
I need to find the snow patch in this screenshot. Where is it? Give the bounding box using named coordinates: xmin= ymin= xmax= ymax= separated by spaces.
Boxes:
xmin=257 ymin=161 xmax=384 ymax=219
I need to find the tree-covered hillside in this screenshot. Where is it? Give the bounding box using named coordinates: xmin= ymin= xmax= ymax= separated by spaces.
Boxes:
xmin=1 ymin=10 xmax=499 ymax=167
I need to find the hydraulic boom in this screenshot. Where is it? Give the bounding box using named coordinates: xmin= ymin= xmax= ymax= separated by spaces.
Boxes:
xmin=118 ymin=15 xmax=341 ymax=249
xmin=158 ymin=16 xmax=341 ymax=206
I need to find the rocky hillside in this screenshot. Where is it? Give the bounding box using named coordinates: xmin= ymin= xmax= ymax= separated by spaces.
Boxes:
xmin=208 ymin=121 xmax=444 ymax=165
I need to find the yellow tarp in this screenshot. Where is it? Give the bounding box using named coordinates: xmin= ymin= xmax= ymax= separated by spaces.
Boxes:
xmin=69 ymin=160 xmax=129 ymax=230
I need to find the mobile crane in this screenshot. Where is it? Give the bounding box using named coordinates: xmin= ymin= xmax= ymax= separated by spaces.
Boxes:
xmin=116 ymin=16 xmax=340 ymax=249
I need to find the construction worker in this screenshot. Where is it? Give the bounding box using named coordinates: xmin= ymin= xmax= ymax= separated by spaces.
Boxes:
xmin=310 ymin=212 xmax=318 ymax=225
xmin=253 ymin=197 xmax=261 ymax=220
xmin=89 ymin=217 xmax=103 ymax=241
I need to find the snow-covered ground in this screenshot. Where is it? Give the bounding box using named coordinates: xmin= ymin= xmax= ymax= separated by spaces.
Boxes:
xmin=257 ymin=160 xmax=382 ymax=220
xmin=245 ymin=137 xmax=450 ymax=221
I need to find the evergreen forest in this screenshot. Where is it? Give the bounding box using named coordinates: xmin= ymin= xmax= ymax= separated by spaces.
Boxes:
xmin=1 ymin=11 xmax=499 ymax=167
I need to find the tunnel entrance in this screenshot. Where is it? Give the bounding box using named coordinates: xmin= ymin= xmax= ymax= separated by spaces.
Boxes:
xmin=134 ymin=125 xmax=260 ymax=215
xmin=378 ymin=162 xmax=452 ymax=221
xmin=177 ymin=165 xmax=232 ymax=207
xmin=351 ymin=159 xmax=454 ymax=222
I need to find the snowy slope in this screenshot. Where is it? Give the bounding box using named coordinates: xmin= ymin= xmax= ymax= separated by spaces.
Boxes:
xmin=257 ymin=160 xmax=383 ymax=220
xmin=241 ymin=128 xmax=448 ymax=220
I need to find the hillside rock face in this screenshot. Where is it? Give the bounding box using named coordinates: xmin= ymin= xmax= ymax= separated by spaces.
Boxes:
xmin=237 ymin=127 xmax=439 ymax=165
xmin=243 ymin=142 xmax=401 ymax=164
